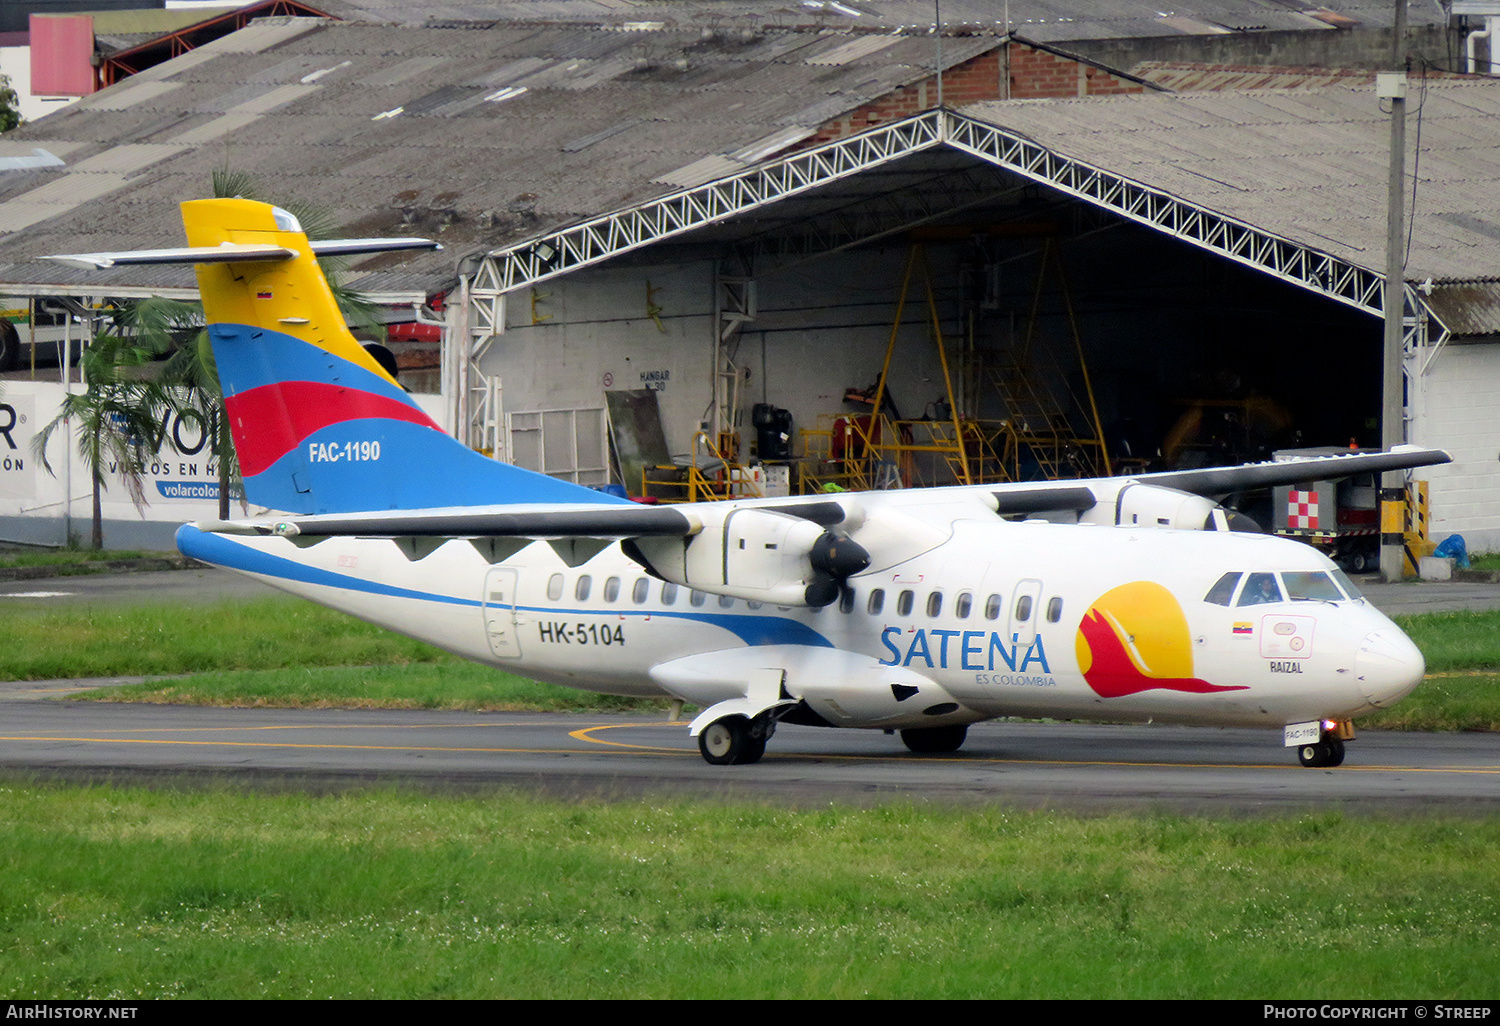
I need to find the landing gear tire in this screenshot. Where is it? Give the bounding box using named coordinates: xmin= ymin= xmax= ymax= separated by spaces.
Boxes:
xmin=900 ymin=724 xmax=968 ymax=754
xmin=698 ymin=715 xmax=767 ymax=766
xmin=1297 ymin=736 xmax=1346 ymax=768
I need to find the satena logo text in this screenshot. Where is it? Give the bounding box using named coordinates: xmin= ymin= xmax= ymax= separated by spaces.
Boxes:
xmin=879 ymin=626 xmax=1053 ymax=683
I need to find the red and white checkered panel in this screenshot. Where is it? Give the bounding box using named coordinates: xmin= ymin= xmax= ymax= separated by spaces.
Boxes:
xmin=1287 ymin=489 xmax=1320 ymax=529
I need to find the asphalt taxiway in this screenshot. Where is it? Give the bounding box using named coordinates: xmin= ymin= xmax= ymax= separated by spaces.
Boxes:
xmin=2 ymin=567 xmax=1498 ymax=811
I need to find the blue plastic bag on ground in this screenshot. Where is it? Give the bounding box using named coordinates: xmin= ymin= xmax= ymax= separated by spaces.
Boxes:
xmin=1433 ymin=533 xmax=1470 ymax=569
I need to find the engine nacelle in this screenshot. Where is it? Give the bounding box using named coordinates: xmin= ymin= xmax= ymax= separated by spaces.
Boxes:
xmin=629 ymin=506 xmax=866 ymax=607
xmin=1079 ymin=482 xmax=1238 ymax=531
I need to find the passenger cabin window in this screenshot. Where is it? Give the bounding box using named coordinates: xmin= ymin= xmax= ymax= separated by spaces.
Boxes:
xmin=603 ymin=577 xmax=621 ymax=602
xmin=955 ymin=592 xmax=972 ymax=619
xmin=926 ymin=591 xmax=943 ymax=618
xmin=1237 ymin=572 xmax=1283 ymax=606
xmin=897 ymin=590 xmax=914 ymax=616
xmin=747 ymin=600 xmax=763 ymax=610
xmin=1015 ymin=595 xmax=1033 ymax=621
xmin=984 ymin=594 xmax=1002 ymax=620
xmin=690 ymin=590 xmax=707 ymax=607
xmin=867 ymin=589 xmax=885 ymax=615
xmin=575 ymin=576 xmax=592 ymax=601
xmin=661 ymin=582 xmax=678 ymax=605
xmin=719 ymin=595 xmax=735 ymax=609
xmin=547 ymin=574 xmax=564 ymax=601
xmin=1204 ymin=572 xmax=1241 ymax=606
xmin=1282 ymin=571 xmax=1344 ymax=602
xmin=839 ymin=589 xmax=855 ymax=614
xmin=1046 ymin=597 xmax=1064 ymax=623
xmin=632 ymin=578 xmax=649 ymax=604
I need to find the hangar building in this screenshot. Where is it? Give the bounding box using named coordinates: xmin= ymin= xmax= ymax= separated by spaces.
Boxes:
xmin=0 ymin=2 xmax=1496 ymax=550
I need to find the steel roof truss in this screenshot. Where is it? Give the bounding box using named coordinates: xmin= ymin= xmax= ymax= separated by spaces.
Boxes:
xmin=477 ymin=112 xmax=946 ymax=296
xmin=475 ymin=111 xmax=1391 ymax=318
xmin=942 ymin=113 xmax=1386 ymax=316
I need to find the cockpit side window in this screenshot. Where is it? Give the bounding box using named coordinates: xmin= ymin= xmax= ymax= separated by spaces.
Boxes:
xmin=1282 ymin=571 xmax=1343 ymax=601
xmin=1237 ymin=572 xmax=1283 ymax=606
xmin=1204 ymin=572 xmax=1242 ymax=606
xmin=1331 ymin=569 xmax=1364 ymax=600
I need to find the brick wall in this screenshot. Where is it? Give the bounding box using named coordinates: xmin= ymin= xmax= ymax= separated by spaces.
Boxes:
xmin=811 ymin=42 xmax=1148 ymax=144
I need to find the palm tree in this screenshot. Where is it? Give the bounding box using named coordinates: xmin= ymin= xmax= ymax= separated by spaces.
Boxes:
xmin=31 ymin=329 xmax=173 ymax=549
xmin=130 ymin=296 xmax=239 ymax=520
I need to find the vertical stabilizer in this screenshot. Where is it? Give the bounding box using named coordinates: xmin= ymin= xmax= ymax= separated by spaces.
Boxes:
xmin=180 ymin=198 xmax=621 ymax=514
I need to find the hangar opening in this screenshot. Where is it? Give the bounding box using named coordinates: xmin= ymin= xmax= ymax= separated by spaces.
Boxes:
xmin=461 ymin=109 xmax=1391 ymax=519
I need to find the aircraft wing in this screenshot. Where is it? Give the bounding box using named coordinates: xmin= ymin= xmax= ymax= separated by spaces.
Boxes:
xmin=1131 ymin=445 xmax=1450 ymax=498
xmin=196 ymin=449 xmax=1449 ymax=540
xmin=196 ymin=504 xmax=699 ymax=539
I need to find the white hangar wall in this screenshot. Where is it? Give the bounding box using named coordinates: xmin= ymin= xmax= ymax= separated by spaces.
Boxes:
xmin=483 ymin=247 xmax=972 ymax=473
xmin=1419 ymin=341 xmax=1500 ymax=553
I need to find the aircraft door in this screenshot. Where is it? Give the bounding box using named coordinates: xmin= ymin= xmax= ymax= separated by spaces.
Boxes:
xmin=482 ymin=566 xmax=523 ymax=659
xmin=1009 ymin=578 xmax=1043 ymax=648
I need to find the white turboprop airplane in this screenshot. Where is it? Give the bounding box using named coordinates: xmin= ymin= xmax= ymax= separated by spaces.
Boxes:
xmin=52 ymin=199 xmax=1449 ymax=769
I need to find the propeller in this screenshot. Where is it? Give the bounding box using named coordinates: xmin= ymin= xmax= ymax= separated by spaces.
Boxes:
xmin=805 ymin=531 xmax=871 ymax=607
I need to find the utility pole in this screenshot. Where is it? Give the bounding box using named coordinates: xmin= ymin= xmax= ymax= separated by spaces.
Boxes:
xmin=1379 ymin=0 xmax=1408 ymax=582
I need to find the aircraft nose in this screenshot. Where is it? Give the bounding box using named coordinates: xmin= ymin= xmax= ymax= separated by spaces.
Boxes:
xmin=1354 ymin=627 xmax=1425 ymax=707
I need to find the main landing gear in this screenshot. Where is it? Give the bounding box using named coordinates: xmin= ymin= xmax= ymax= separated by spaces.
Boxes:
xmin=1297 ymin=734 xmax=1346 ymax=768
xmin=698 ymin=714 xmax=776 ymax=765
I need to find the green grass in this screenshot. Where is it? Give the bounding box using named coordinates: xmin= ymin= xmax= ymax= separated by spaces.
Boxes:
xmin=1468 ymin=552 xmax=1500 ymax=572
xmin=0 ymin=599 xmax=450 ymax=681
xmin=84 ymin=663 xmax=670 ymax=713
xmin=1393 ymin=609 xmax=1500 ymax=672
xmin=0 ymin=548 xmax=166 ymax=570
xmin=0 ymin=785 xmax=1495 ymax=999
xmin=1360 ymin=673 xmax=1500 ymax=732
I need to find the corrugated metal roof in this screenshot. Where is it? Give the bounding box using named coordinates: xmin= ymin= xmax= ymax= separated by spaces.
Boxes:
xmin=193 ymin=15 xmax=326 ymax=53
xmin=86 ymin=79 xmax=184 ymax=112
xmin=1428 ymin=283 xmax=1500 ymax=338
xmin=310 ymin=0 xmax=1448 ymax=35
xmin=805 ymin=34 xmax=903 ymax=66
xmin=962 ymin=81 xmax=1500 ymax=284
xmin=0 ymin=17 xmax=997 ymax=296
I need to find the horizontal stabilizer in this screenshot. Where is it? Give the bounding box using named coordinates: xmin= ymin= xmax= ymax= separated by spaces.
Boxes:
xmin=48 ymin=243 xmax=297 ymax=269
xmin=308 ymin=238 xmax=442 ymax=258
xmin=47 ymin=237 xmax=438 ymax=270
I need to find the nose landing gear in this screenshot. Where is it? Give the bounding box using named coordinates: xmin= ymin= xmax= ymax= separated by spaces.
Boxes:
xmin=1297 ymin=735 xmax=1346 ymax=768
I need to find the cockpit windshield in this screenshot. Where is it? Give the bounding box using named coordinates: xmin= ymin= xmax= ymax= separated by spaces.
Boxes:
xmin=1205 ymin=567 xmax=1363 ymax=606
xmin=1282 ymin=571 xmax=1344 ymax=601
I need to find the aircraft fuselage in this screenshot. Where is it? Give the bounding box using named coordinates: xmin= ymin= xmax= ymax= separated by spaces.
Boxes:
xmin=179 ymin=503 xmax=1422 ymax=736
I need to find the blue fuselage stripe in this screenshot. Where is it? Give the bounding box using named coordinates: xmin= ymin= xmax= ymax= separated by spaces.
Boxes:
xmin=177 ymin=527 xmax=833 ymax=648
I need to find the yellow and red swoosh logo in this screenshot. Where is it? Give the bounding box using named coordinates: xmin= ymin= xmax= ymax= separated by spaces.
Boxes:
xmin=1075 ymin=582 xmax=1248 ymax=698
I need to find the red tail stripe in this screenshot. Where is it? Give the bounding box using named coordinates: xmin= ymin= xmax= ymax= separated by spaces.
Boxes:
xmin=226 ymin=381 xmax=441 ymax=477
